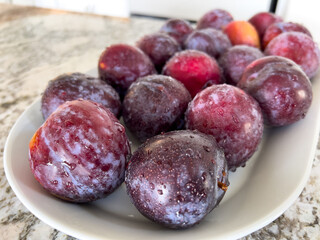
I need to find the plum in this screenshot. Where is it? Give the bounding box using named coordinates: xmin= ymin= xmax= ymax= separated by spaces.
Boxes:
xmin=123 ymin=75 xmax=191 ymax=142
xmin=184 ymin=28 xmax=232 ymax=58
xmin=264 ymin=32 xmax=320 ymax=78
xmin=263 ymin=21 xmax=312 ymax=49
xmin=249 ymin=12 xmax=283 ymax=40
xmin=237 ymin=56 xmax=313 ymax=126
xmin=125 ymin=130 xmax=229 ymax=229
xmin=223 ymin=21 xmax=260 ymax=49
xmin=29 ymin=99 xmax=131 ymax=202
xmin=197 ymin=9 xmax=233 ymax=30
xmin=136 ymin=33 xmax=180 ymax=72
xmin=218 ymin=45 xmax=264 ymax=85
xmin=98 ymin=44 xmax=156 ymax=98
xmin=185 ymin=84 xmax=264 ymax=170
xmin=41 ymin=72 xmax=121 ymax=120
xmin=159 ymin=19 xmax=193 ymax=46
xmin=162 ymin=50 xmax=222 ymax=97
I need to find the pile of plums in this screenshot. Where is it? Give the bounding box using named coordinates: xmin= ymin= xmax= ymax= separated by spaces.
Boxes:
xmin=29 ymin=9 xmax=319 ymax=229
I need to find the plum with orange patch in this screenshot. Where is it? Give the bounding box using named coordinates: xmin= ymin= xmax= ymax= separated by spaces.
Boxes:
xmin=98 ymin=44 xmax=156 ymax=98
xmin=29 ymin=99 xmax=131 ymax=202
xmin=223 ymin=21 xmax=261 ymax=49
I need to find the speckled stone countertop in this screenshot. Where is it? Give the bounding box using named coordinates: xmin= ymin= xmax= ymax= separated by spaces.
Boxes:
xmin=0 ymin=4 xmax=319 ymax=240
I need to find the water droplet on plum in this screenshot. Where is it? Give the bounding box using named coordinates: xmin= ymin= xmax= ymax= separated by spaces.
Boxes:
xmin=66 ymin=182 xmax=72 ymax=189
xmin=176 ymin=195 xmax=185 ymax=203
xmin=203 ymin=146 xmax=210 ymax=152
xmin=201 ymin=172 xmax=207 ymax=182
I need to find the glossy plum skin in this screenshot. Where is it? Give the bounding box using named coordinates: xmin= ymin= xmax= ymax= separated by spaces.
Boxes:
xmin=249 ymin=12 xmax=283 ymax=40
xmin=29 ymin=100 xmax=131 ymax=202
xmin=136 ymin=33 xmax=180 ymax=72
xmin=162 ymin=50 xmax=222 ymax=97
xmin=123 ymin=75 xmax=191 ymax=142
xmin=41 ymin=73 xmax=121 ymax=120
xmin=125 ymin=130 xmax=229 ymax=229
xmin=184 ymin=28 xmax=232 ymax=58
xmin=237 ymin=56 xmax=313 ymax=127
xmin=197 ymin=9 xmax=233 ymax=30
xmin=159 ymin=19 xmax=193 ymax=46
xmin=98 ymin=44 xmax=156 ymax=97
xmin=185 ymin=84 xmax=264 ymax=171
xmin=264 ymin=32 xmax=320 ymax=78
xmin=263 ymin=22 xmax=313 ymax=49
xmin=218 ymin=45 xmax=264 ymax=85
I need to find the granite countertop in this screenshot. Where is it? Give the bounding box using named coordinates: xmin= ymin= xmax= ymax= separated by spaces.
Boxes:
xmin=0 ymin=4 xmax=319 ymax=240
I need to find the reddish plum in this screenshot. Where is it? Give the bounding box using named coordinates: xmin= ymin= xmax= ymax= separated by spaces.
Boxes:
xmin=265 ymin=32 xmax=320 ymax=78
xmin=238 ymin=56 xmax=313 ymax=126
xmin=136 ymin=33 xmax=180 ymax=72
xmin=219 ymin=45 xmax=264 ymax=85
xmin=249 ymin=12 xmax=283 ymax=40
xmin=263 ymin=22 xmax=312 ymax=49
xmin=162 ymin=50 xmax=222 ymax=97
xmin=123 ymin=75 xmax=191 ymax=142
xmin=41 ymin=73 xmax=121 ymax=119
xmin=98 ymin=44 xmax=156 ymax=97
xmin=184 ymin=28 xmax=231 ymax=58
xmin=126 ymin=130 xmax=229 ymax=229
xmin=159 ymin=19 xmax=193 ymax=46
xmin=29 ymin=99 xmax=131 ymax=202
xmin=197 ymin=9 xmax=233 ymax=30
xmin=185 ymin=84 xmax=264 ymax=170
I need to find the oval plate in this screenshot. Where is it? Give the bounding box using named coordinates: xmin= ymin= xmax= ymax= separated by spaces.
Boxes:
xmin=4 ymin=72 xmax=320 ymax=240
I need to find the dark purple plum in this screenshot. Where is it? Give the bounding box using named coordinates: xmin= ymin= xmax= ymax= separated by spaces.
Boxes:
xmin=29 ymin=99 xmax=131 ymax=202
xmin=123 ymin=75 xmax=191 ymax=142
xmin=219 ymin=45 xmax=264 ymax=85
xmin=125 ymin=130 xmax=229 ymax=229
xmin=184 ymin=28 xmax=231 ymax=58
xmin=41 ymin=72 xmax=121 ymax=119
xmin=248 ymin=12 xmax=283 ymax=40
xmin=237 ymin=56 xmax=313 ymax=126
xmin=263 ymin=21 xmax=312 ymax=49
xmin=159 ymin=18 xmax=193 ymax=46
xmin=197 ymin=9 xmax=233 ymax=30
xmin=185 ymin=84 xmax=264 ymax=171
xmin=136 ymin=33 xmax=180 ymax=72
xmin=98 ymin=44 xmax=156 ymax=97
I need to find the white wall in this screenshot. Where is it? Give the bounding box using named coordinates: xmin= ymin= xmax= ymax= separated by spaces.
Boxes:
xmin=3 ymin=0 xmax=320 ymax=43
xmin=277 ymin=0 xmax=320 ymax=42
xmin=1 ymin=0 xmax=271 ymax=20
xmin=129 ymin=0 xmax=271 ymax=21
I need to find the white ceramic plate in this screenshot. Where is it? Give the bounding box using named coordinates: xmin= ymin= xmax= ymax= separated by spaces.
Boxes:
xmin=4 ymin=72 xmax=320 ymax=240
